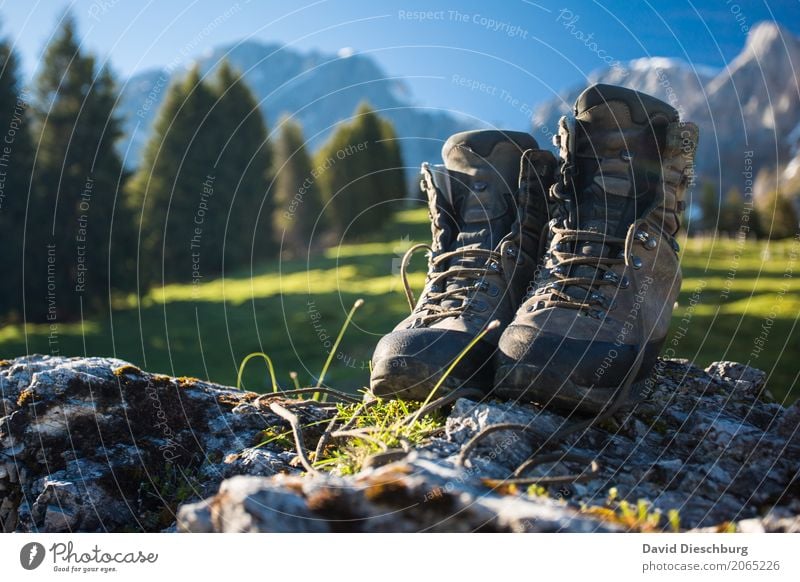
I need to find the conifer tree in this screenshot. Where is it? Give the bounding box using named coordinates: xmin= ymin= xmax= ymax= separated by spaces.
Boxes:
xmin=757 ymin=188 xmax=798 ymax=240
xmin=317 ymin=102 xmax=402 ymax=239
xmin=27 ymin=15 xmax=130 ymax=322
xmin=719 ymin=188 xmax=743 ymax=235
xmin=699 ymin=182 xmax=720 ymax=234
xmin=209 ymin=61 xmax=273 ymax=269
xmin=127 ymin=66 xmax=218 ymax=286
xmin=378 ymin=117 xmax=406 ymax=202
xmin=272 ymin=117 xmax=323 ymax=254
xmin=0 ymin=29 xmax=35 ymax=321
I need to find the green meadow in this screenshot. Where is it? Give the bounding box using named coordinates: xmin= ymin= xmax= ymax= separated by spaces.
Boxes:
xmin=1 ymin=207 xmax=797 ymax=403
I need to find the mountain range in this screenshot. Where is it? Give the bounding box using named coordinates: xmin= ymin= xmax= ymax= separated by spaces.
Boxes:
xmin=117 ymin=21 xmax=800 ymax=198
xmin=533 ymin=21 xmax=800 ymax=197
xmin=116 ymin=42 xmax=470 ymax=179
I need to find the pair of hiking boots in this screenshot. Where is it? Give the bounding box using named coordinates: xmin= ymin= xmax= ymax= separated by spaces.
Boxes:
xmin=369 ymin=84 xmax=698 ymax=414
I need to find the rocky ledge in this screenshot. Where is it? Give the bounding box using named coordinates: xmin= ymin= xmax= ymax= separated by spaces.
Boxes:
xmin=1 ymin=355 xmax=798 ymax=532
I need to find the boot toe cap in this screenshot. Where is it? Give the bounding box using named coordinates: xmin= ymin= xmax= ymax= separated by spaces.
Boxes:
xmin=495 ymin=324 xmax=662 ymax=412
xmin=370 ymin=328 xmax=494 ymax=400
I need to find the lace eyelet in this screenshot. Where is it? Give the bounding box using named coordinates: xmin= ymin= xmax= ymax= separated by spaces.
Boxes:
xmin=603 ymin=271 xmax=619 ymax=283
xmin=645 ymin=238 xmax=657 ymax=250
xmin=619 ymin=276 xmax=630 ymax=289
xmin=631 ymin=256 xmax=643 ymax=269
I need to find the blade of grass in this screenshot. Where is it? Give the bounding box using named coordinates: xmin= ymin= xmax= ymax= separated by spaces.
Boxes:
xmin=237 ymin=352 xmax=279 ymax=392
xmin=314 ymin=298 xmax=365 ymax=401
xmin=407 ymin=320 xmax=500 ymax=427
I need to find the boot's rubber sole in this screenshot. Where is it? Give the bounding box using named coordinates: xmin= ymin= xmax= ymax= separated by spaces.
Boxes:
xmin=494 ymin=363 xmax=651 ymax=415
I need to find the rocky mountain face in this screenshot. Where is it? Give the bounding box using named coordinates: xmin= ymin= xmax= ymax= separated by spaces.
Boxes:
xmin=533 ymin=21 xmax=800 ymax=197
xmin=117 ymin=21 xmax=798 ymax=199
xmin=116 ymin=41 xmax=470 ymax=177
xmin=2 ymin=355 xmax=798 ymax=533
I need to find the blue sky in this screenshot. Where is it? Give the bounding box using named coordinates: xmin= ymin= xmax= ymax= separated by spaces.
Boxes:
xmin=1 ymin=0 xmax=799 ymax=128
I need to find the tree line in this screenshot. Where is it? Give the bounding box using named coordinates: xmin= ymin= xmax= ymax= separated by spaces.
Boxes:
xmin=0 ymin=17 xmax=405 ymax=323
xmin=694 ymin=181 xmax=797 ymax=240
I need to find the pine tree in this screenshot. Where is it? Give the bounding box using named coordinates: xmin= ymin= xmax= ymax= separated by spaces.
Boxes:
xmin=757 ymin=188 xmax=798 ymax=240
xmin=127 ymin=66 xmax=218 ymax=287
xmin=209 ymin=61 xmax=273 ymax=270
xmin=699 ymin=182 xmax=720 ymax=234
xmin=317 ymin=102 xmax=401 ymax=240
xmin=272 ymin=116 xmax=324 ymax=254
xmin=26 ymin=15 xmax=131 ymax=322
xmin=719 ymin=188 xmax=743 ymax=235
xmin=0 ymin=30 xmax=35 ymax=321
xmin=378 ymin=117 xmax=407 ymax=202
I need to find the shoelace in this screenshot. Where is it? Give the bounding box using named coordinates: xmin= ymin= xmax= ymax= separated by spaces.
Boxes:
xmin=458 ymin=116 xmax=655 ymax=488
xmin=531 ymin=226 xmax=625 ymax=314
xmin=529 ymin=216 xmax=661 ymax=317
xmin=400 ymin=243 xmax=502 ymax=324
xmin=458 ymin=233 xmax=648 ymax=487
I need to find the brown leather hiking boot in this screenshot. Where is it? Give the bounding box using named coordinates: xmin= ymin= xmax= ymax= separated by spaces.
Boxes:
xmin=495 ymin=84 xmax=699 ymax=414
xmin=370 ymin=130 xmax=556 ymax=400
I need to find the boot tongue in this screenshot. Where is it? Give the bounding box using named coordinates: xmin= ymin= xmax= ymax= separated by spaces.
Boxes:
xmin=442 ymin=132 xmax=530 ymax=256
xmin=555 ymin=85 xmax=676 ymax=294
xmin=434 ymin=130 xmax=538 ymax=312
xmin=449 ymin=178 xmax=512 ymax=256
xmin=572 ymin=84 xmax=676 ymax=238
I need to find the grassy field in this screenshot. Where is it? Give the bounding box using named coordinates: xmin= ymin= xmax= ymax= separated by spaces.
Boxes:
xmin=1 ymin=207 xmax=798 ymax=403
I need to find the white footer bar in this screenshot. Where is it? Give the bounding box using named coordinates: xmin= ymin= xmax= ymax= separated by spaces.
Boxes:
xmin=2 ymin=533 xmax=797 ymax=581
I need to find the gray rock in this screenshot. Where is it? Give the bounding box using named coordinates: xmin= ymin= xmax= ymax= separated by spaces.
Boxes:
xmin=178 ymin=475 xmax=328 ymax=533
xmin=0 ymin=355 xmax=327 ymax=532
xmin=437 ymin=359 xmax=798 ymax=529
xmin=2 ymin=355 xmax=798 ymax=532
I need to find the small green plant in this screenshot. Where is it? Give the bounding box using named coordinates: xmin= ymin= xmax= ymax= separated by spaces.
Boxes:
xmin=314 ymin=397 xmax=444 ymax=475
xmin=527 ymin=484 xmax=549 ymax=498
xmin=582 ymin=489 xmax=676 ymax=532
xmin=138 ymin=463 xmax=205 ymax=530
xmin=231 ymin=297 xmax=458 ymax=477
xmin=667 ymin=508 xmax=681 ymax=532
xmin=255 ymin=426 xmax=295 ymax=449
xmin=253 ymin=418 xmax=333 ymax=449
